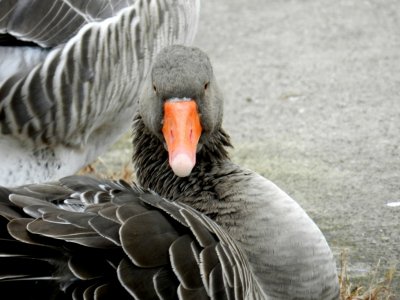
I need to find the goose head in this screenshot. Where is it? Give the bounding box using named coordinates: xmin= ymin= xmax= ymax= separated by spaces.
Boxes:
xmin=139 ymin=45 xmax=225 ymax=177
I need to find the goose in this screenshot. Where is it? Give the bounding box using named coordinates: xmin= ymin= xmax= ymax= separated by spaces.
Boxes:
xmin=0 ymin=0 xmax=200 ymax=186
xmin=0 ymin=45 xmax=340 ymax=299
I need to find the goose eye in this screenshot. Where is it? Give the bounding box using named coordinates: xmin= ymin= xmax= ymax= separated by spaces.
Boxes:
xmin=204 ymin=82 xmax=209 ymax=90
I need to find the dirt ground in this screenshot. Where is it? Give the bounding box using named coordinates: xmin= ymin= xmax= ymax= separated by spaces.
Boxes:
xmin=100 ymin=0 xmax=400 ymax=294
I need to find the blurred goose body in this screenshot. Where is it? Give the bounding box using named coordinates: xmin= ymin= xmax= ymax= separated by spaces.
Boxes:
xmin=0 ymin=0 xmax=199 ymax=186
xmin=0 ymin=45 xmax=340 ymax=299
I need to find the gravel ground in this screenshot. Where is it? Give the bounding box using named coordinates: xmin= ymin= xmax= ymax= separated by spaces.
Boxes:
xmin=100 ymin=0 xmax=400 ymax=294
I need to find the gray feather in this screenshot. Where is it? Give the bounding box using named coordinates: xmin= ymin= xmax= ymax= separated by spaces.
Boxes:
xmin=153 ymin=268 xmax=179 ymax=300
xmin=115 ymin=202 xmax=149 ymax=222
xmin=57 ymin=211 xmax=96 ymax=229
xmin=120 ymin=211 xmax=179 ymax=268
xmin=98 ymin=205 xmax=121 ymax=223
xmin=177 ymin=284 xmax=209 ymax=300
xmin=169 ymin=235 xmax=203 ymax=289
xmin=180 ymin=209 xmax=216 ymax=248
xmin=117 ymin=258 xmax=160 ymax=299
xmin=68 ymin=256 xmax=115 ymax=280
xmin=89 ymin=215 xmax=121 ymax=245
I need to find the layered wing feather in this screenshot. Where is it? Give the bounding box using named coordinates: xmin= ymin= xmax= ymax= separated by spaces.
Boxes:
xmin=0 ymin=175 xmax=266 ymax=299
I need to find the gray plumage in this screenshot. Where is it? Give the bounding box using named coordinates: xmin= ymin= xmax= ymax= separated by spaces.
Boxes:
xmin=0 ymin=0 xmax=200 ymax=186
xmin=133 ymin=45 xmax=340 ymax=299
xmin=0 ymin=176 xmax=265 ymax=299
xmin=0 ymin=45 xmax=340 ymax=299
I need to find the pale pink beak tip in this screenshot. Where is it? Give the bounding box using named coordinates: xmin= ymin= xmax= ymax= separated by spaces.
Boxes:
xmin=170 ymin=153 xmax=195 ymax=177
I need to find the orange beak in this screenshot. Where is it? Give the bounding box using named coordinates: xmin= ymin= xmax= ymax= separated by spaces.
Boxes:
xmin=162 ymin=100 xmax=202 ymax=177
